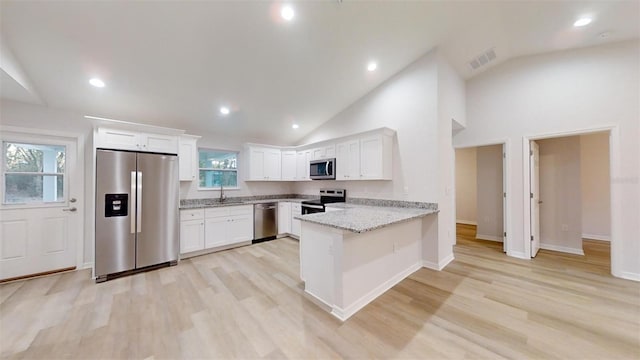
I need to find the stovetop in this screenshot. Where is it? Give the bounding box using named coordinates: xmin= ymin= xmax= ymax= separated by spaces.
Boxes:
xmin=302 ymin=189 xmax=346 ymax=206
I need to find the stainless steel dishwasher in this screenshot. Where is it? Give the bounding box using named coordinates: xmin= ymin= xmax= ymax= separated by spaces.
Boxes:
xmin=254 ymin=202 xmax=278 ymax=243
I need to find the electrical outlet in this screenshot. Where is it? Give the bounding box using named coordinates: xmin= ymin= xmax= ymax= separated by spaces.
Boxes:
xmin=561 ymin=224 xmax=569 ymax=232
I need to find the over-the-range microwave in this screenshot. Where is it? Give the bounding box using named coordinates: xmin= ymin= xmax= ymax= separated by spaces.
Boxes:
xmin=309 ymin=158 xmax=335 ymax=180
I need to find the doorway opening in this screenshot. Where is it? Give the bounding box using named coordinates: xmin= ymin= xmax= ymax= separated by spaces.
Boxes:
xmin=454 ymin=143 xmax=506 ymax=254
xmin=528 ymin=131 xmax=611 ymax=273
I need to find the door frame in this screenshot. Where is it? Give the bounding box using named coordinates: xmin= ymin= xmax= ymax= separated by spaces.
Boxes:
xmin=453 ymin=138 xmax=511 ymax=255
xmin=522 ymin=125 xmax=618 ymax=275
xmin=0 ymin=125 xmax=86 ymax=272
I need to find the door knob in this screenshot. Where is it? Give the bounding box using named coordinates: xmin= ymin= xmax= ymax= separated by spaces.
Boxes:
xmin=63 ymin=207 xmax=77 ymax=212
xmin=538 ymin=200 xmax=543 ymax=204
xmin=69 ymin=198 xmax=77 ymax=203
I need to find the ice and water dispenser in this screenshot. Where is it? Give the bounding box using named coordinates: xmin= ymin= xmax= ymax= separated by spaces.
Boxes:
xmin=104 ymin=193 xmax=128 ymax=217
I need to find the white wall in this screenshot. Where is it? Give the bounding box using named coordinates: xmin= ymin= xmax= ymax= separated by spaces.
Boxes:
xmin=476 ymin=144 xmax=503 ymax=241
xmin=294 ymin=50 xmax=440 ymax=201
xmin=293 ymin=49 xmax=465 ymax=268
xmin=538 ymin=137 xmax=583 ymax=254
xmin=454 ymin=40 xmax=639 ymax=280
xmin=580 ymin=132 xmax=610 ymax=241
xmin=455 ymin=147 xmax=477 ymax=224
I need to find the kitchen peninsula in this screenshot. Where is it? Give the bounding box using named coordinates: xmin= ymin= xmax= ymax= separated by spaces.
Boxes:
xmin=297 ymin=202 xmax=439 ymax=321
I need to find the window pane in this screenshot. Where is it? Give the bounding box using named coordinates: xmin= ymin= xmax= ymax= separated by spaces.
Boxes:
xmin=199 ymin=150 xmax=237 ymax=170
xmin=4 ymin=174 xmax=64 ymax=204
xmin=4 ymin=142 xmax=65 ymax=173
xmin=199 ymin=170 xmax=237 ymax=188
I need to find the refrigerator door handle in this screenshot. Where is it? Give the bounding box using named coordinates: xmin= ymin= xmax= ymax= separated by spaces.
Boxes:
xmin=137 ymin=171 xmax=142 ymax=233
xmin=131 ymin=171 xmax=136 ymax=234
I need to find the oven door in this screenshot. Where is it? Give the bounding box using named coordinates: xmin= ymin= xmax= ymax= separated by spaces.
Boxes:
xmin=302 ymin=203 xmax=325 ymax=214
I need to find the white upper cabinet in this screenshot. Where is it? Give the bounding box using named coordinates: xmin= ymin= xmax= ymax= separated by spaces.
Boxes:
xmin=96 ymin=128 xmax=178 ymax=154
xmin=311 ymin=144 xmax=336 ymax=160
xmin=247 ymin=146 xmax=281 ymax=181
xmin=359 ymin=133 xmax=392 ymax=180
xmin=178 ymin=135 xmax=200 ymax=182
xmin=296 ymin=150 xmax=311 ymax=180
xmin=244 ymin=127 xmax=394 ymax=182
xmin=281 ymin=150 xmax=297 ymax=180
xmin=336 ymin=139 xmax=360 ymax=180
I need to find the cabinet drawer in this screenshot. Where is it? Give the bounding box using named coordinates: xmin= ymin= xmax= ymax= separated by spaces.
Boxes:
xmin=205 ymin=207 xmax=229 ymax=218
xmin=181 ymin=209 xmax=204 ymax=221
xmin=227 ymin=205 xmax=253 ymax=216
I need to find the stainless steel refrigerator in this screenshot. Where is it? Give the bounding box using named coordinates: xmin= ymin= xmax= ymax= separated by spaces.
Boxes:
xmin=95 ymin=149 xmax=179 ymax=282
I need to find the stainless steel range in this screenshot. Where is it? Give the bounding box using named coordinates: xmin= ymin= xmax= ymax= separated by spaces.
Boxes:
xmin=301 ymin=189 xmax=346 ymax=214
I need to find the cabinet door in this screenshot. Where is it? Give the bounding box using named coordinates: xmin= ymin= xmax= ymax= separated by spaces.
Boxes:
xmin=228 ymin=214 xmax=253 ymax=244
xmin=179 ymin=137 xmax=198 ymax=181
xmin=249 ymin=148 xmax=266 ymax=180
xmin=311 ymin=148 xmax=324 ymax=160
xmin=324 ymin=145 xmax=336 ymax=158
xmin=264 ymin=149 xmax=282 ymax=180
xmin=96 ymin=128 xmax=141 ymax=151
xmin=141 ymin=133 xmax=178 ymax=154
xmin=296 ymin=151 xmax=307 ymax=180
xmin=291 ymin=203 xmax=301 ymax=237
xmin=336 ymin=140 xmax=359 ymax=180
xmin=360 ymin=135 xmax=383 ymax=179
xmin=278 ymin=202 xmax=291 ymax=234
xmin=205 ymin=217 xmax=228 ymax=248
xmin=180 ymin=219 xmax=205 ymax=254
xmin=281 ymin=151 xmax=297 ymax=180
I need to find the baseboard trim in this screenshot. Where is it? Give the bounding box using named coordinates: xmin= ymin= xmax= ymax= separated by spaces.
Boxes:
xmin=619 ymin=272 xmax=640 ymax=282
xmin=582 ymin=234 xmax=610 ymax=242
xmin=331 ymin=261 xmax=422 ymax=321
xmin=540 ymin=243 xmax=584 ymax=256
xmin=81 ymin=262 xmax=93 ymax=270
xmin=456 ymin=220 xmax=477 ymax=226
xmin=422 ymin=253 xmax=455 ymax=271
xmin=507 ymin=251 xmax=529 ymax=260
xmin=476 ymin=234 xmax=503 ymax=242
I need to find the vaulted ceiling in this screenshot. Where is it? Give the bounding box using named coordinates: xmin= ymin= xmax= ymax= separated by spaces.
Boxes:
xmin=1 ymin=1 xmax=638 ymax=144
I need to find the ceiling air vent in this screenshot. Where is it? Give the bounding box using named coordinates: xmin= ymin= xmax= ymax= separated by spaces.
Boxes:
xmin=469 ymin=48 xmax=497 ymax=71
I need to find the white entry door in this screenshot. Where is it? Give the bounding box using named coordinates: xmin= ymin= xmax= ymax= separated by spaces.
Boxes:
xmin=530 ymin=140 xmax=541 ymax=257
xmin=0 ymin=132 xmax=81 ymax=281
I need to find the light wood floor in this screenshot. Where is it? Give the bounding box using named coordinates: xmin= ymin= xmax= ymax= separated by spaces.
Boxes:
xmin=1 ymin=230 xmax=639 ymax=359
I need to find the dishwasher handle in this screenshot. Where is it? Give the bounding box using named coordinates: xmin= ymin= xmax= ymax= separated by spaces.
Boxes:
xmin=255 ymin=203 xmax=277 ymax=210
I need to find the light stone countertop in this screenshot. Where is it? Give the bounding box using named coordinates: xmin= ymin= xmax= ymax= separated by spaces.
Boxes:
xmin=180 ymin=198 xmax=312 ymax=210
xmin=295 ymin=203 xmax=438 ymax=233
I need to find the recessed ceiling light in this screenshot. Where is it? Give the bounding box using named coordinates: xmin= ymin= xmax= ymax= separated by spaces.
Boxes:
xmin=292 ymin=124 xmax=299 ymax=129
xmin=367 ymin=62 xmax=377 ymax=72
xmin=89 ymin=78 xmax=105 ymax=88
xmin=573 ymin=17 xmax=592 ymax=27
xmin=220 ymin=106 xmax=230 ymax=115
xmin=281 ymin=5 xmax=294 ymax=21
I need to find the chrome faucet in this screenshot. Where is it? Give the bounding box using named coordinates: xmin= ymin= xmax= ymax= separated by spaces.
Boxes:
xmin=219 ymin=172 xmax=226 ymax=203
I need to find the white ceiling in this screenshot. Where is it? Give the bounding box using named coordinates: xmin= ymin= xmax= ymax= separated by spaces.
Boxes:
xmin=1 ymin=1 xmax=638 ymax=144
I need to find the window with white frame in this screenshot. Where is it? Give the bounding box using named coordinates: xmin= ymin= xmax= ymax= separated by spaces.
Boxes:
xmin=198 ymin=149 xmax=238 ymax=189
xmin=3 ymin=142 xmax=66 ymax=204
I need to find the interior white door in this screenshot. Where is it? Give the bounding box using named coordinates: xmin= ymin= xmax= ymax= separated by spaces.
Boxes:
xmin=0 ymin=133 xmax=81 ymax=280
xmin=530 ymin=140 xmax=541 ymax=257
xmin=502 ymin=145 xmax=507 ymax=253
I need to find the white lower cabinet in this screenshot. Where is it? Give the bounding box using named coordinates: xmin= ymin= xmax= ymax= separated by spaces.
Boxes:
xmin=291 ymin=203 xmax=302 ymax=237
xmin=180 ymin=219 xmax=205 ymax=253
xmin=278 ymin=202 xmax=291 ymax=235
xmin=204 ymin=216 xmax=228 ymax=248
xmin=180 ymin=205 xmax=254 ymax=255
